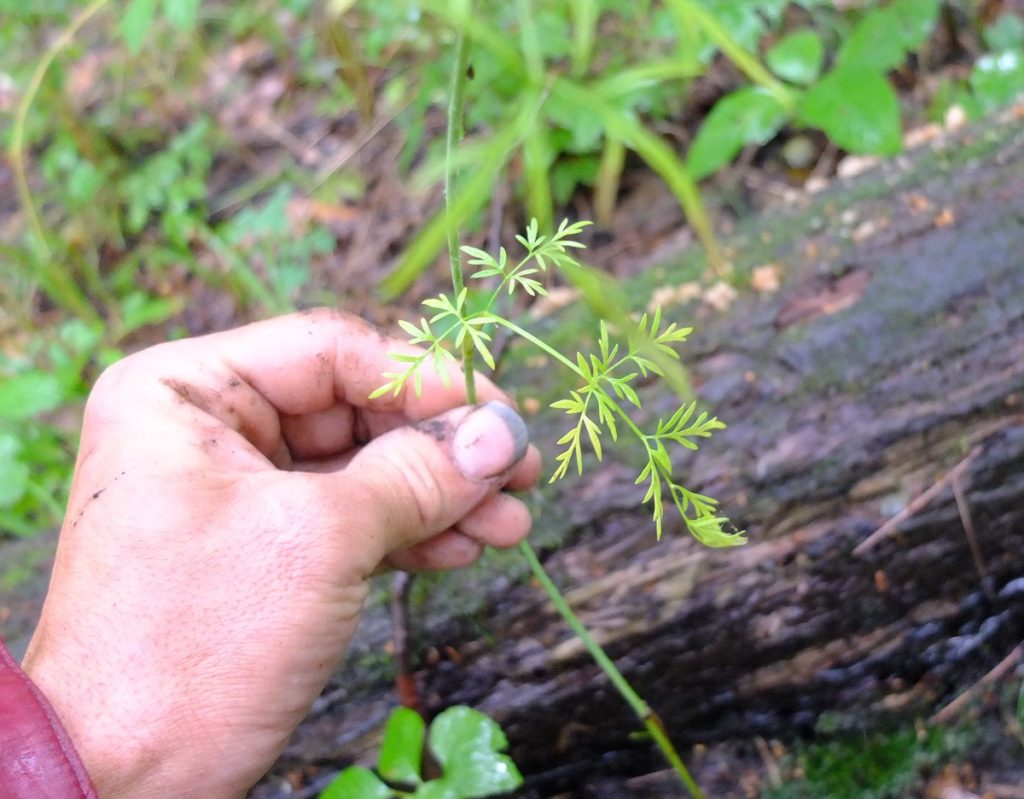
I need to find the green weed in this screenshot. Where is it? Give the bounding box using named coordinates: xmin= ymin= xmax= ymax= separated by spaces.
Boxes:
xmin=763 ymin=724 xmax=977 ymax=799
xmin=321 ymin=706 xmax=521 ymax=798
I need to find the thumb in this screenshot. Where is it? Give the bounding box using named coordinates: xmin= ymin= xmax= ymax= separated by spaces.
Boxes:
xmin=331 ymin=401 xmax=530 ymax=567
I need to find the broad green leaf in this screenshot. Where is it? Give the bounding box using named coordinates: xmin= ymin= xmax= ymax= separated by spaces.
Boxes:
xmin=687 ymin=87 xmax=788 ymax=180
xmin=419 ymin=708 xmax=524 ymax=794
xmin=379 ymin=707 xmax=425 ymax=786
xmin=798 ymin=69 xmax=902 ymax=156
xmin=121 ymin=0 xmax=158 ymax=53
xmin=984 ymin=13 xmax=1024 ymax=52
xmin=318 ymin=766 xmax=394 ymax=799
xmin=163 ymin=0 xmax=202 ymax=31
xmin=838 ymin=0 xmax=938 ymax=72
xmin=837 ymin=7 xmax=905 ymax=73
xmin=766 ymin=29 xmax=823 ymax=85
xmin=0 ymin=373 xmax=65 ymax=421
xmin=428 ymin=707 xmax=521 ymax=797
xmin=428 ymin=707 xmax=509 ymax=759
xmin=970 ymin=50 xmax=1024 ymax=113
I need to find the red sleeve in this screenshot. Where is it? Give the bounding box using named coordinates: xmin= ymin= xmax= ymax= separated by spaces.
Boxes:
xmin=0 ymin=634 xmax=98 ymax=799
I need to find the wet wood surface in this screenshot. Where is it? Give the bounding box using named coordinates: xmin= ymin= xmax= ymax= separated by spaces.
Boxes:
xmin=255 ymin=114 xmax=1024 ymax=798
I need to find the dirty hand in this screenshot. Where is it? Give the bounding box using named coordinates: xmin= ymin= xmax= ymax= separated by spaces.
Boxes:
xmin=22 ymin=309 xmax=540 ymax=799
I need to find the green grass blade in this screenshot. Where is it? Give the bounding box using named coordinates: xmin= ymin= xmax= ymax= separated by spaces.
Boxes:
xmin=522 ymin=120 xmax=555 ymax=235
xmin=570 ymin=0 xmax=599 ymax=76
xmin=552 ymin=78 xmax=728 ymax=275
xmin=380 ymin=102 xmax=537 ymax=300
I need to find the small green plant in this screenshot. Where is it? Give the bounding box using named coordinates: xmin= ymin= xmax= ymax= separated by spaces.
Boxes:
xmin=372 ymin=218 xmax=742 ymax=547
xmin=339 ymin=0 xmax=955 ymax=297
xmin=930 ymin=10 xmax=1024 ymax=121
xmin=320 ymin=706 xmax=522 ymax=798
xmin=350 ymin=22 xmax=744 ymax=794
xmin=762 ymin=723 xmax=977 ymax=799
xmin=687 ymin=0 xmax=943 ymax=179
xmin=0 ymin=321 xmax=107 ymax=537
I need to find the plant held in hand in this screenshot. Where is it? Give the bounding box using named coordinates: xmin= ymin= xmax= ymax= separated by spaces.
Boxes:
xmin=372 ymin=218 xmax=744 ymax=549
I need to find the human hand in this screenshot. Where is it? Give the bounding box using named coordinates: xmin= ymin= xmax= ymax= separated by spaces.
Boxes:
xmin=22 ymin=309 xmax=540 ymax=799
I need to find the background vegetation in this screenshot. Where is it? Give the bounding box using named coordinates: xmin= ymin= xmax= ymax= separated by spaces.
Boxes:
xmin=2 ymin=1 xmax=1024 ymax=795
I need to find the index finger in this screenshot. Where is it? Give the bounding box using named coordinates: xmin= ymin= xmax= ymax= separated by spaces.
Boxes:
xmin=213 ymin=308 xmax=509 ymax=418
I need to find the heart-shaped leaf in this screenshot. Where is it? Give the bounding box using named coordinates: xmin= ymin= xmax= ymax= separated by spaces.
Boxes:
xmin=428 ymin=707 xmax=522 ymax=798
xmin=799 ymin=69 xmax=901 ymax=156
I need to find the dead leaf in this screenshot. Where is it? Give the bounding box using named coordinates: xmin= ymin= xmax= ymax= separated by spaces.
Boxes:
xmin=904 ymin=122 xmax=943 ymax=148
xmin=286 ymin=197 xmax=358 ymax=230
xmin=905 ymin=193 xmax=934 ymax=214
xmin=647 ymin=281 xmax=701 ymax=312
xmin=703 ymin=281 xmax=738 ymax=312
xmin=751 ymin=264 xmax=782 ymax=294
xmin=775 ymin=267 xmax=872 ymax=328
xmin=935 ymin=208 xmax=956 ymax=228
xmin=852 ymin=218 xmax=886 ymax=243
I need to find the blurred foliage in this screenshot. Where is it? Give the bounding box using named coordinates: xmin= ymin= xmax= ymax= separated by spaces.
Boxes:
xmin=3 ymin=0 xmax=1024 ymax=539
xmin=763 ymin=722 xmax=979 ymax=799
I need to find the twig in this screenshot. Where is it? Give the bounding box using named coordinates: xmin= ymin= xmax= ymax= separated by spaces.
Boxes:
xmin=931 ymin=641 xmax=1023 ymax=725
xmin=390 ymin=571 xmax=420 ymax=712
xmin=952 ymin=469 xmax=994 ymax=600
xmin=854 ymin=448 xmax=979 ymax=555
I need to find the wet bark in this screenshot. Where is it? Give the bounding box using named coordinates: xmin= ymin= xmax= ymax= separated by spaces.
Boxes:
xmin=255 ymin=114 xmax=1024 ymax=797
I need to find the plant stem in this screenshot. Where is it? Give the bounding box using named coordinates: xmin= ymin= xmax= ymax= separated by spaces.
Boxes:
xmin=445 ymin=2 xmax=477 ymax=402
xmin=10 ymin=0 xmax=113 ymax=259
xmin=489 ymin=317 xmax=581 ymax=374
xmin=518 ymin=540 xmax=707 ymax=799
xmin=439 ymin=9 xmax=706 ymax=794
xmin=676 ymin=0 xmax=795 ymax=109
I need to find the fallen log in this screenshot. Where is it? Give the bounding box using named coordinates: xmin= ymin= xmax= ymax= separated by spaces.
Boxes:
xmin=254 ymin=112 xmax=1024 ymax=798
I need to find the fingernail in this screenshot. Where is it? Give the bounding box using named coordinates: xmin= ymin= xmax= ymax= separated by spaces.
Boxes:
xmin=453 ymin=401 xmax=529 ymax=480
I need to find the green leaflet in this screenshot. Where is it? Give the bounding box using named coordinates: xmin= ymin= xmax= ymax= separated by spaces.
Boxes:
xmin=799 ymin=68 xmax=902 ymax=156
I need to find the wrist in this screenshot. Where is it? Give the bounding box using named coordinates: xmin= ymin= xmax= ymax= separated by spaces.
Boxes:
xmin=22 ymin=646 xmax=168 ymax=799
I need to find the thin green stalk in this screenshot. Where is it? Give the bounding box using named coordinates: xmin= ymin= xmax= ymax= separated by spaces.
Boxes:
xmin=671 ymin=0 xmax=795 ymax=110
xmin=10 ymin=0 xmax=112 ymax=257
xmin=517 ymin=540 xmax=707 ymax=799
xmin=489 ymin=317 xmax=580 ymax=373
xmin=438 ymin=8 xmax=706 ymax=793
xmin=489 ymin=308 xmax=707 ymax=797
xmin=445 ymin=3 xmax=477 ymax=402
xmin=594 ymin=137 xmax=626 ymax=227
